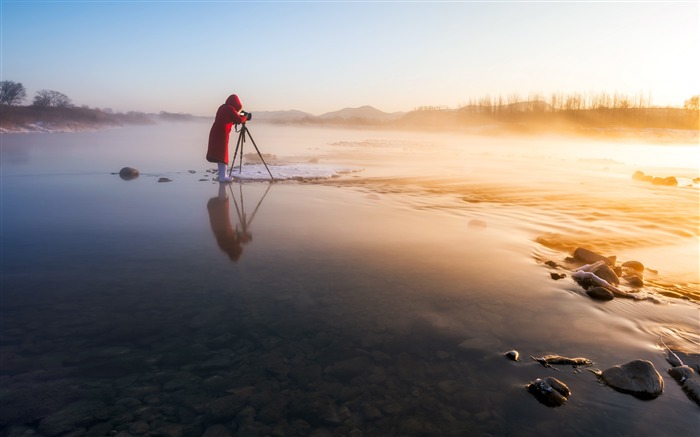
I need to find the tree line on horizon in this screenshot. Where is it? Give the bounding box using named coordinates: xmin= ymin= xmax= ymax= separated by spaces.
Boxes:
xmin=414 ymin=91 xmax=699 ymax=113
xmin=0 ymin=80 xmax=73 ymax=108
xmin=2 ymin=79 xmax=698 ymax=133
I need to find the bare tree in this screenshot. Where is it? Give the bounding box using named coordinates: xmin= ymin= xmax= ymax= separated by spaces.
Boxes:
xmin=684 ymin=95 xmax=699 ymax=111
xmin=0 ymin=80 xmax=27 ymax=106
xmin=33 ymin=89 xmax=72 ymax=107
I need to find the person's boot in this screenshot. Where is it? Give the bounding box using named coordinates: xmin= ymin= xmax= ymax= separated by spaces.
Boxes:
xmin=218 ymin=162 xmax=233 ymax=182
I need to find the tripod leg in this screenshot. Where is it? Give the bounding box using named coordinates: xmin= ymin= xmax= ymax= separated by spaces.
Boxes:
xmin=238 ymin=129 xmax=246 ymax=174
xmin=230 ymin=129 xmax=244 ymax=177
xmin=244 ymin=127 xmax=275 ymax=180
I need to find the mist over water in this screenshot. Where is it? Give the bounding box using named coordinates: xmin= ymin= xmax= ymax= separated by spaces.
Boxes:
xmin=1 ymin=121 xmax=698 ymax=436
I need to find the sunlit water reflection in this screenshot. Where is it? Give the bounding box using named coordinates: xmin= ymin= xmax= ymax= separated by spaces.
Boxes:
xmin=1 ymin=121 xmax=698 ymax=436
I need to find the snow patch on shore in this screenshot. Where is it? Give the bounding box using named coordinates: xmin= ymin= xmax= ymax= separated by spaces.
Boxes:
xmin=228 ymin=163 xmax=362 ymax=181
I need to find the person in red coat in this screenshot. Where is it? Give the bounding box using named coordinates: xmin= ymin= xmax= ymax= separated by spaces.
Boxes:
xmin=207 ymin=94 xmax=247 ymax=182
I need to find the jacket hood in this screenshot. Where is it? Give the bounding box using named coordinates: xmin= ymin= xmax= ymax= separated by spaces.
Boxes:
xmin=225 ymin=94 xmax=242 ymax=111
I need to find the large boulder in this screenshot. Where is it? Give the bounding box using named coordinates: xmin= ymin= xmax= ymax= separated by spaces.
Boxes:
xmin=600 ymin=360 xmax=663 ymax=398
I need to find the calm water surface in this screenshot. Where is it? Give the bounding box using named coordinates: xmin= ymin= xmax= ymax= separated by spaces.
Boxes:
xmin=1 ymin=121 xmax=699 ymax=436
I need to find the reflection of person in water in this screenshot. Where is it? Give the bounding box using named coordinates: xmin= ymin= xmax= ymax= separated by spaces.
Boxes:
xmin=206 ymin=94 xmax=247 ymax=183
xmin=207 ymin=183 xmax=251 ymax=262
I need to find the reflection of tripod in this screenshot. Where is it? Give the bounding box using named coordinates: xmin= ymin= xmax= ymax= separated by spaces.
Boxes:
xmin=228 ymin=182 xmax=272 ymax=241
xmin=229 ymin=123 xmax=275 ymax=180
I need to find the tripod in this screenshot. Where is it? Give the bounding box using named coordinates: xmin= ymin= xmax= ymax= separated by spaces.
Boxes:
xmin=229 ymin=123 xmax=275 ymax=180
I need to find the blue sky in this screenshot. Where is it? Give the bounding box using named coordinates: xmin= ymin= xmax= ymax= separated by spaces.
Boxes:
xmin=1 ymin=1 xmax=698 ymax=116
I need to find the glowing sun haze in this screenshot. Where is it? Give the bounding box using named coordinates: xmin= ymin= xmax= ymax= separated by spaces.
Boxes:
xmin=1 ymin=1 xmax=697 ymax=116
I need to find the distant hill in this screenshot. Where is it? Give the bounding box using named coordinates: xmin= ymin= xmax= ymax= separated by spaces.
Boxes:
xmin=252 ymin=109 xmax=315 ymax=122
xmin=251 ymin=106 xmax=405 ymax=124
xmin=318 ymin=105 xmax=405 ymax=122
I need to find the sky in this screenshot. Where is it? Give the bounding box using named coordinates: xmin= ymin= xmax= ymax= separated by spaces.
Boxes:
xmin=1 ymin=1 xmax=698 ymax=116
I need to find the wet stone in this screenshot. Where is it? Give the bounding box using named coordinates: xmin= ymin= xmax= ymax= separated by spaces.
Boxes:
xmin=573 ymin=247 xmax=615 ymax=265
xmin=668 ymin=365 xmax=700 ymax=405
xmin=592 ymin=263 xmax=619 ymax=284
xmin=625 ymin=275 xmax=644 ymax=287
xmin=504 ymin=350 xmax=519 ymax=361
xmin=586 ymin=286 xmax=615 ymax=301
xmin=119 ymin=167 xmax=139 ymax=180
xmin=550 ymin=272 xmax=566 ymax=280
xmin=601 ymin=359 xmax=664 ymax=398
xmin=527 ymin=377 xmax=570 ymax=407
xmin=621 ymin=260 xmax=644 ymax=272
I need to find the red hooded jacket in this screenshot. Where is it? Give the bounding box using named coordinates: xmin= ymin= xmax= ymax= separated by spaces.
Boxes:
xmin=206 ymin=94 xmax=247 ymax=164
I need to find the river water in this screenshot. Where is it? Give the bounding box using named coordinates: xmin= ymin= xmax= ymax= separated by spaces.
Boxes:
xmin=1 ymin=120 xmax=698 ymax=436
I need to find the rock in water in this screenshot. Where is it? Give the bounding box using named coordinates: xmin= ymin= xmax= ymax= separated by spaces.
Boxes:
xmin=527 ymin=377 xmax=570 ymax=407
xmin=158 ymin=177 xmax=172 ymax=183
xmin=591 ymin=263 xmax=620 ymax=285
xmin=652 ymin=176 xmax=678 ymax=186
xmin=573 ymin=247 xmax=615 ymax=266
xmin=586 ymin=286 xmax=615 ymax=301
xmin=668 ymin=365 xmax=700 ymax=406
xmin=621 ymin=260 xmax=644 ymax=272
xmin=505 ymin=350 xmax=519 ymax=361
xmin=531 ymin=355 xmax=593 ymax=367
xmin=600 ymin=360 xmax=664 ymax=398
xmin=118 ymin=167 xmax=139 ymax=180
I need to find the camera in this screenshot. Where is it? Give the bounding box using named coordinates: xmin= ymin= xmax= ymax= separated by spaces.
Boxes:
xmin=240 ymin=110 xmax=252 ymax=121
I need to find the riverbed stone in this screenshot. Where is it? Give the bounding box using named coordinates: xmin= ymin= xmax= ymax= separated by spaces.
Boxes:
xmin=600 ymin=359 xmax=663 ymax=398
xmin=202 ymin=424 xmax=234 ymax=437
xmin=324 ymin=356 xmax=371 ymax=381
xmin=205 ymin=395 xmax=246 ymax=422
xmin=37 ymin=400 xmax=106 ymax=436
xmin=128 ymin=421 xmax=150 ymax=435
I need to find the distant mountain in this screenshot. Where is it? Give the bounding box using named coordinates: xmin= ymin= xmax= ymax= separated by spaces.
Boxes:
xmin=318 ymin=105 xmax=405 ymax=122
